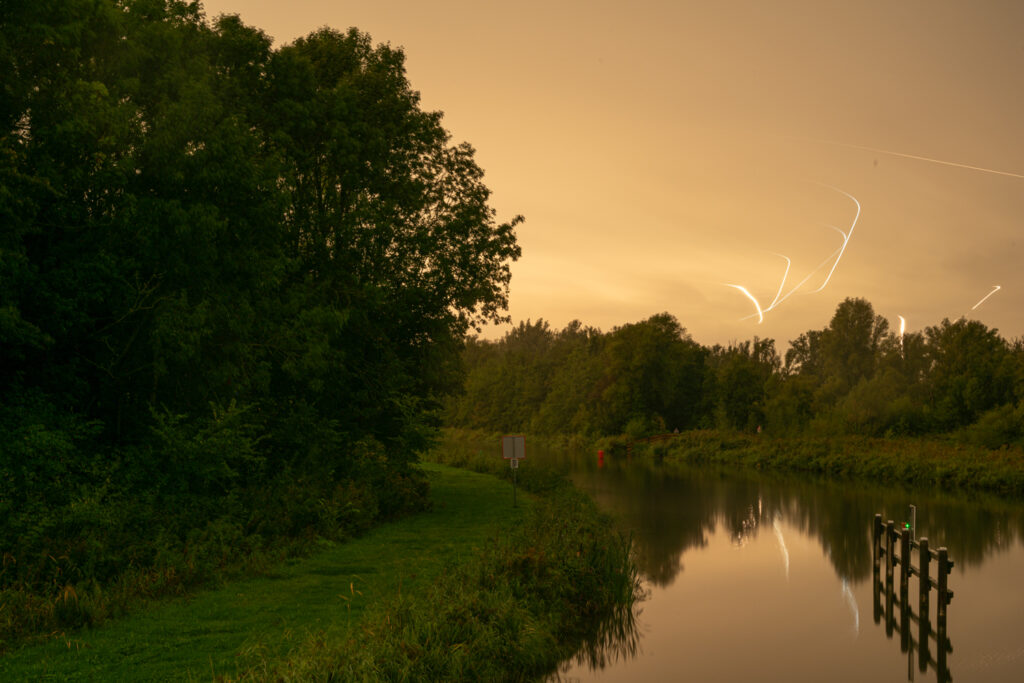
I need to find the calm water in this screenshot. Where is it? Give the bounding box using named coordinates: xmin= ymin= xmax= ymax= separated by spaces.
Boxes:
xmin=553 ymin=451 xmax=1024 ymax=682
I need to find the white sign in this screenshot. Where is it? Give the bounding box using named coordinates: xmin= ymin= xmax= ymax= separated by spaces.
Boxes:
xmin=501 ymin=435 xmax=525 ymax=460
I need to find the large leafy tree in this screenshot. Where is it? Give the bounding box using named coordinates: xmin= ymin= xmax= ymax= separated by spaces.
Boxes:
xmin=924 ymin=318 xmax=1011 ymax=428
xmin=2 ymin=0 xmax=521 ymax=558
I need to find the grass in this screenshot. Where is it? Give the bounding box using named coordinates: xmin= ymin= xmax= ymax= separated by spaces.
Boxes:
xmin=228 ymin=457 xmax=640 ymax=681
xmin=0 ymin=463 xmax=529 ymax=681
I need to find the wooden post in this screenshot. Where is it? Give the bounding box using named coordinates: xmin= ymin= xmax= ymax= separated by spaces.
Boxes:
xmin=885 ymin=520 xmax=895 ymax=577
xmin=873 ymin=514 xmax=882 ymax=571
xmin=918 ymin=537 xmax=930 ymax=613
xmin=872 ymin=562 xmax=882 ymax=625
xmin=900 ymin=576 xmax=911 ymax=653
xmin=899 ymin=527 xmax=911 ymax=589
xmin=937 ymin=599 xmax=949 ymax=682
xmin=918 ymin=592 xmax=930 ymax=674
xmin=937 ymin=547 xmax=950 ymax=618
xmin=885 ymin=568 xmax=895 ymax=638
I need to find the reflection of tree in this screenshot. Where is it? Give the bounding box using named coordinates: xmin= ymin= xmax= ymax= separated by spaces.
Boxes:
xmin=572 ymin=456 xmax=1024 ymax=589
xmin=572 ymin=463 xmax=716 ymax=587
xmin=556 ymin=588 xmax=646 ymax=675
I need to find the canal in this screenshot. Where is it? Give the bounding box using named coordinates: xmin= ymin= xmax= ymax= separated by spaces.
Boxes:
xmin=553 ymin=450 xmax=1024 ymax=682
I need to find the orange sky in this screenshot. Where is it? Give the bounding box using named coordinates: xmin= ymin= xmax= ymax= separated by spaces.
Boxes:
xmin=201 ymin=0 xmax=1024 ymax=347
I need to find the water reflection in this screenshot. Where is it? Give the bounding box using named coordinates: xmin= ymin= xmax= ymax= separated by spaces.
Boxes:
xmin=569 ymin=454 xmax=1024 ymax=587
xmin=872 ymin=558 xmax=953 ymax=682
xmin=559 ymin=594 xmax=644 ymax=675
xmin=553 ymin=449 xmax=1024 ymax=682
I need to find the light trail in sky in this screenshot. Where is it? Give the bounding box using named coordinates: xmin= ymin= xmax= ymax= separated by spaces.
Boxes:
xmin=726 ymin=284 xmax=764 ymax=323
xmin=808 ymin=187 xmax=861 ymax=293
xmin=734 ymin=185 xmax=860 ymax=323
xmin=898 ymin=315 xmax=906 ymax=357
xmin=766 ymin=253 xmax=792 ymax=310
xmin=971 ymin=285 xmax=1002 ymax=310
xmin=808 ymin=138 xmax=1024 ymax=180
xmin=841 ymin=579 xmax=860 ymax=635
xmin=738 ymin=244 xmax=843 ymax=322
xmin=772 ymin=515 xmax=790 ymax=580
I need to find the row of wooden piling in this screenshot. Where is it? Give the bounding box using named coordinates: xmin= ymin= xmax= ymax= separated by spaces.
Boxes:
xmin=871 ymin=512 xmax=954 ymax=682
xmin=872 ymin=513 xmax=954 ymax=615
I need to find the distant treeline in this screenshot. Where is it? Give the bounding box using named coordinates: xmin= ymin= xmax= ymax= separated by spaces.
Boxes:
xmin=1 ymin=0 xmax=518 ymax=639
xmin=446 ymin=299 xmax=1024 ymax=448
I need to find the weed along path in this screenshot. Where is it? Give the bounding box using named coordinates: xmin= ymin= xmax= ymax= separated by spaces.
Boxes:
xmin=0 ymin=464 xmax=528 ymax=681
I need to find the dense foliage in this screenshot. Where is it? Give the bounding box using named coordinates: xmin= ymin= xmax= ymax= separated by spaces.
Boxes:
xmin=1 ymin=0 xmax=519 ymax=641
xmin=447 ymin=298 xmax=1024 ymax=447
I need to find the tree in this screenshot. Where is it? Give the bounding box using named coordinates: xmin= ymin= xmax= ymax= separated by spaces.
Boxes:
xmin=819 ymin=297 xmax=889 ymax=397
xmin=2 ymin=0 xmax=522 ymax=590
xmin=709 ymin=338 xmax=780 ymax=430
xmin=592 ymin=313 xmax=707 ymax=434
xmin=924 ymin=318 xmax=1011 ymax=428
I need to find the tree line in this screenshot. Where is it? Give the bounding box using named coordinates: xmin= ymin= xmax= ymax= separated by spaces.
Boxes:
xmin=446 ymin=298 xmax=1024 ymax=448
xmin=1 ymin=0 xmax=519 ymax=626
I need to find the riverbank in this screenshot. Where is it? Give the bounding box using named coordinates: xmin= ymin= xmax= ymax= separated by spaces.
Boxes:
xmin=615 ymin=430 xmax=1024 ymax=499
xmin=1 ymin=462 xmax=638 ymax=680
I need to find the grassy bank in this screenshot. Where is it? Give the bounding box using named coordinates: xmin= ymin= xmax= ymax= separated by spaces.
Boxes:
xmin=614 ymin=430 xmax=1024 ymax=499
xmin=1 ymin=462 xmax=639 ymax=681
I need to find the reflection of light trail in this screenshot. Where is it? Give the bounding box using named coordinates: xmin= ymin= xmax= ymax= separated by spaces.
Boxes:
xmin=726 ymin=284 xmax=764 ymax=323
xmin=809 ymin=138 xmax=1024 ymax=180
xmin=842 ymin=580 xmax=860 ymax=635
xmin=971 ymin=285 xmax=1001 ymax=310
xmin=809 ymin=186 xmax=861 ymax=293
xmin=841 ymin=579 xmax=860 ymax=635
xmin=767 ymin=253 xmax=791 ymax=310
xmin=772 ymin=515 xmax=790 ymax=580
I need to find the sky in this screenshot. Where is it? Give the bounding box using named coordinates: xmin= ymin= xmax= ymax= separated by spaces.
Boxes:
xmin=200 ymin=0 xmax=1024 ymax=348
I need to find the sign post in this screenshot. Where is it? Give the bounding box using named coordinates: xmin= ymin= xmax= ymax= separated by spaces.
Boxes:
xmin=501 ymin=435 xmax=526 ymax=507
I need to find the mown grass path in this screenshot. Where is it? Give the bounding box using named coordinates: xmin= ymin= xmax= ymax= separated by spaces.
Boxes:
xmin=0 ymin=464 xmax=527 ymax=681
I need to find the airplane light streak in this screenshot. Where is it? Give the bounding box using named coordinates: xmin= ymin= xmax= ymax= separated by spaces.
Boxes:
xmin=898 ymin=315 xmax=906 ymax=357
xmin=808 ymin=138 xmax=1024 ymax=180
xmin=727 ymin=284 xmax=764 ymax=323
xmin=809 ymin=186 xmax=861 ymax=294
xmin=971 ymin=285 xmax=1001 ymax=310
xmin=736 ymin=186 xmax=861 ymax=323
xmin=767 ymin=253 xmax=792 ymax=310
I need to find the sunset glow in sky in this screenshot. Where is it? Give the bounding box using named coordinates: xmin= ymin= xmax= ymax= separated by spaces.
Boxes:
xmin=201 ymin=0 xmax=1024 ymax=347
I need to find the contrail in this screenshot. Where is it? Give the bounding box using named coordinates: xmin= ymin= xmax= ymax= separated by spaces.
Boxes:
xmin=971 ymin=285 xmax=1002 ymax=310
xmin=726 ymin=284 xmax=764 ymax=323
xmin=809 ymin=138 xmax=1024 ymax=180
xmin=772 ymin=515 xmax=790 ymax=580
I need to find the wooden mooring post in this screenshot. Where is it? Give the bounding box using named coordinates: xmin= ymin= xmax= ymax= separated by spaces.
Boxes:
xmin=871 ymin=513 xmax=954 ymax=610
xmin=871 ymin=512 xmax=954 ymax=683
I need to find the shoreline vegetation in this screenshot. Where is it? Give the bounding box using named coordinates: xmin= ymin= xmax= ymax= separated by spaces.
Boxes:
xmin=600 ymin=430 xmax=1024 ymax=500
xmin=434 ymin=427 xmax=1024 ymax=502
xmin=0 ymin=462 xmax=641 ymax=681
